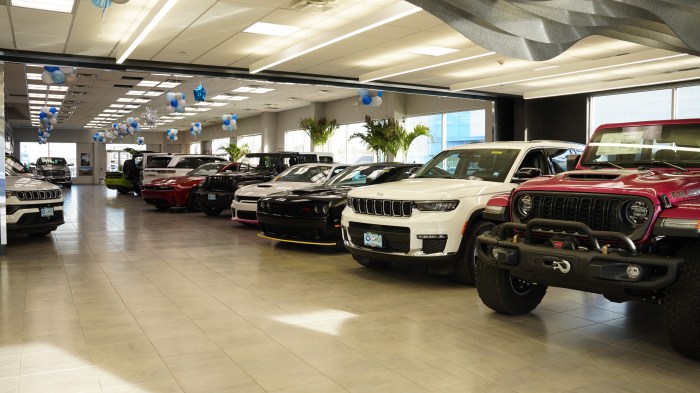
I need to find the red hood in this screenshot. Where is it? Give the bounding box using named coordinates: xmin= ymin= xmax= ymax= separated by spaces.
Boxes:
xmin=516 ymin=169 xmax=700 ymax=205
xmin=145 ymin=175 xmax=206 ymax=187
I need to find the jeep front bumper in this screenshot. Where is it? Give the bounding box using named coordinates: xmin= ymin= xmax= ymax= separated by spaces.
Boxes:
xmin=476 ymin=219 xmax=683 ymax=295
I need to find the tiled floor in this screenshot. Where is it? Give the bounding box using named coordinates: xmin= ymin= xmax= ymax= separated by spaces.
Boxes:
xmin=1 ymin=185 xmax=699 ymax=392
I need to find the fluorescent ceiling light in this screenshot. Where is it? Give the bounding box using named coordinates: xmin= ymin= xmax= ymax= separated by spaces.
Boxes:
xmin=195 ymin=102 xmax=212 ymax=106
xmin=181 ymin=113 xmax=196 ymax=116
xmin=193 ymin=108 xmax=211 ymax=112
xmin=11 ymin=0 xmax=74 ymax=13
xmin=137 ymin=81 xmax=160 ymax=87
xmin=123 ymin=105 xmax=140 ymax=109
xmin=244 ymin=22 xmax=299 ymax=37
xmin=126 ymin=90 xmax=146 ymax=96
xmin=533 ymin=65 xmax=559 ymax=71
xmin=410 ymin=46 xmax=458 ymax=56
xmin=132 ymin=99 xmax=150 ymax=104
xmin=110 ymin=104 xmax=125 ymax=108
xmin=171 ymin=116 xmax=185 ymax=119
xmin=117 ymin=98 xmax=135 ymax=102
xmin=26 ymin=73 xmax=42 ymax=80
xmin=232 ymin=86 xmax=274 ymax=94
xmin=250 ymin=2 xmax=421 ymax=74
xmin=143 ymin=91 xmax=164 ymax=97
xmin=158 ymin=82 xmax=181 ymax=88
xmin=116 ymin=0 xmax=179 ymax=64
xmin=209 ymin=102 xmax=227 ymax=107
xmin=230 ymin=96 xmax=250 ymax=101
xmin=359 ymin=48 xmax=494 ymax=83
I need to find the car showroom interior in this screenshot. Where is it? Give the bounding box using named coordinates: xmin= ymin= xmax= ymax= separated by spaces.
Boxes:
xmin=1 ymin=0 xmax=700 ymax=392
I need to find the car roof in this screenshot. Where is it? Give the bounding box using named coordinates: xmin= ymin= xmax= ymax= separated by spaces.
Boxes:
xmin=444 ymin=140 xmax=584 ymax=151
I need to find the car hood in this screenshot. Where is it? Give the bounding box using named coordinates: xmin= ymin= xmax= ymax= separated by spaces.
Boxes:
xmin=262 ymin=186 xmax=351 ymax=203
xmin=236 ymin=181 xmax=320 ymax=198
xmin=514 ymin=169 xmax=700 ymax=204
xmin=6 ymin=175 xmax=60 ymax=191
xmin=146 ymin=175 xmax=205 ymax=186
xmin=347 ymin=178 xmax=509 ymax=200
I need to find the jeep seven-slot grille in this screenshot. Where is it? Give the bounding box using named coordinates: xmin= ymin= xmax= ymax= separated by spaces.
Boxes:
xmin=203 ymin=176 xmax=236 ymax=192
xmin=14 ymin=190 xmax=62 ymax=201
xmin=514 ymin=192 xmax=649 ymax=237
xmin=349 ymin=197 xmax=413 ymax=217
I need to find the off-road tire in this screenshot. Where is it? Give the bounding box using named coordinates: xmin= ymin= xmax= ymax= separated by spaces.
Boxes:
xmin=156 ymin=206 xmax=169 ymax=211
xmin=28 ymin=231 xmax=52 ymax=237
xmin=453 ymin=220 xmax=495 ymax=285
xmin=64 ymin=183 xmax=72 ymax=189
xmin=354 ymin=256 xmax=391 ymax=269
xmin=663 ymin=240 xmax=700 ymax=360
xmin=475 ymin=225 xmax=547 ymax=315
xmin=204 ymin=207 xmax=223 ymax=216
xmin=186 ymin=191 xmax=200 ymax=212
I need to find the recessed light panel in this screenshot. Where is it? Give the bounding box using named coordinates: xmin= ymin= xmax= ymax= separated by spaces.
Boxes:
xmin=244 ymin=22 xmax=299 ymax=37
xmin=409 ymin=46 xmax=459 ymax=56
xmin=11 ymin=0 xmax=75 ymax=13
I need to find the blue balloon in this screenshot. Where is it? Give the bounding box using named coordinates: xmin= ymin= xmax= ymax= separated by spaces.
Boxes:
xmin=170 ymin=99 xmax=178 ymax=107
xmin=232 ymin=114 xmax=238 ymax=121
xmin=361 ymin=95 xmax=372 ymax=105
xmin=377 ymin=90 xmax=383 ymax=97
xmin=195 ymin=122 xmax=201 ymax=127
xmin=49 ymin=107 xmax=57 ymax=113
xmin=182 ymin=93 xmax=185 ymax=100
xmin=131 ymin=121 xmax=138 ymax=128
xmin=44 ymin=66 xmax=59 ymax=72
xmin=51 ymin=70 xmax=65 ymax=84
xmin=169 ymin=134 xmax=175 ymax=140
xmin=39 ymin=112 xmax=47 ymax=119
xmin=223 ymin=119 xmax=230 ymax=126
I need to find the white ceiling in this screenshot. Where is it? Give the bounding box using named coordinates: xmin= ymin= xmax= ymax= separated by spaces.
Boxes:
xmin=2 ymin=0 xmax=700 ymax=133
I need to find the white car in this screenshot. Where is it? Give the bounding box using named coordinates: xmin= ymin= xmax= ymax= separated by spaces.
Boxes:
xmin=231 ymin=163 xmax=347 ymax=224
xmin=341 ymin=140 xmax=584 ymax=284
xmin=142 ymin=154 xmax=228 ymax=184
xmin=5 ymin=164 xmax=65 ymax=237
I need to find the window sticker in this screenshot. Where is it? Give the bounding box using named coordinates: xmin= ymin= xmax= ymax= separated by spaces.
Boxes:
xmin=593 ymin=130 xmax=645 ymax=155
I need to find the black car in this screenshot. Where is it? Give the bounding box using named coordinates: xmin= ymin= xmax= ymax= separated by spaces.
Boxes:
xmin=194 ymin=152 xmax=331 ymax=216
xmin=256 ymin=163 xmax=421 ymax=246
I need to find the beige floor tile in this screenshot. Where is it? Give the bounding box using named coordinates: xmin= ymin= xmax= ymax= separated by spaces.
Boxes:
xmin=0 ymin=376 xmax=19 ymax=393
xmin=94 ymin=358 xmax=174 ymax=390
xmin=20 ymin=350 xmax=93 ymax=376
xmin=0 ymin=357 xmax=19 ymax=380
xmin=100 ymin=379 xmax=184 ymax=393
xmin=18 ymin=366 xmax=101 ymax=393
xmin=89 ymin=338 xmax=159 ymax=366
xmin=150 ymin=334 xmax=219 ymax=358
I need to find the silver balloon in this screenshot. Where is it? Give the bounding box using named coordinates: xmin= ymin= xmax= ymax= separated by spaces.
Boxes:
xmin=142 ymin=107 xmax=159 ymax=127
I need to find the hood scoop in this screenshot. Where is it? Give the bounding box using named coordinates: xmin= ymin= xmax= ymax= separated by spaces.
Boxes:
xmin=565 ymin=172 xmax=621 ymax=181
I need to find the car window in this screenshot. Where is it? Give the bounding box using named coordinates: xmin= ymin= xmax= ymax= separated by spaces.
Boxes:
xmin=547 ymin=148 xmax=583 ymax=173
xmin=146 ymin=156 xmax=172 ymax=168
xmin=328 ymin=164 xmax=402 ymax=187
xmin=518 ymin=150 xmax=548 ymax=174
xmin=5 ymin=156 xmax=29 ymax=173
xmin=276 ymin=165 xmax=333 ymax=183
xmin=174 ymin=157 xmax=202 ymax=169
xmin=188 ymin=162 xmax=228 ymax=176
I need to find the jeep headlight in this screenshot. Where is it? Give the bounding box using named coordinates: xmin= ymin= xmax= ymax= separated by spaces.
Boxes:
xmin=516 ymin=194 xmax=533 ymax=218
xmin=625 ymin=200 xmax=650 ymax=226
xmin=414 ymin=200 xmax=459 ymax=211
xmin=6 ymin=191 xmax=17 ymax=198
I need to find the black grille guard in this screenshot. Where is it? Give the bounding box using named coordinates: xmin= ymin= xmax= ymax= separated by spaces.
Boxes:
xmin=497 ymin=218 xmax=638 ymax=255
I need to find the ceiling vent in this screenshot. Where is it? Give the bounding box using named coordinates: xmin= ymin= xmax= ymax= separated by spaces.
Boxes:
xmin=121 ymin=76 xmax=144 ymax=81
xmin=77 ymin=73 xmax=97 ymax=78
xmin=288 ymin=0 xmax=337 ymax=12
xmin=113 ymin=84 xmax=134 ymax=88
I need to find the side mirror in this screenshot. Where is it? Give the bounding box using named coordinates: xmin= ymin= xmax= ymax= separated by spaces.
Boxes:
xmin=566 ymin=154 xmax=581 ymax=171
xmin=512 ymin=167 xmax=542 ymax=183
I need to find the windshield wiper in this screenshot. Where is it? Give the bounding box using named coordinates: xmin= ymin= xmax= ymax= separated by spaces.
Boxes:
xmin=590 ymin=162 xmax=624 ymax=169
xmin=646 ymin=161 xmax=688 ymax=172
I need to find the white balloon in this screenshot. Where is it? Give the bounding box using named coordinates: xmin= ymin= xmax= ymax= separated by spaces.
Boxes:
xmin=64 ymin=73 xmax=77 ymax=85
xmin=370 ymin=96 xmax=383 ymax=107
xmin=41 ymin=106 xmax=49 ymax=113
xmin=233 ymin=124 xmax=238 ymax=131
xmin=231 ymin=120 xmax=236 ymax=126
xmin=41 ymin=71 xmax=54 ymax=84
xmin=166 ymin=106 xmax=175 ymax=113
xmin=221 ymin=125 xmax=228 ymax=131
xmin=50 ymin=118 xmax=57 ymax=125
xmin=112 ymin=0 xmax=129 ymax=4
xmin=175 ymin=92 xmax=183 ymax=100
xmin=173 ymin=135 xmax=178 ymax=141
xmin=166 ymin=92 xmax=176 ymax=101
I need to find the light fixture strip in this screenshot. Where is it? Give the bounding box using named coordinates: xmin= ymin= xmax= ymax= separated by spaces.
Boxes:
xmin=249 ymin=2 xmax=421 ymax=74
xmin=116 ymin=0 xmax=179 ymax=64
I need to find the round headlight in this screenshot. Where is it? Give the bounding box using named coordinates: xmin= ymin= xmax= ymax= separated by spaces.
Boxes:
xmin=625 ymin=200 xmax=649 ymax=226
xmin=314 ymin=206 xmax=321 ymax=214
xmin=516 ymin=195 xmax=533 ymax=218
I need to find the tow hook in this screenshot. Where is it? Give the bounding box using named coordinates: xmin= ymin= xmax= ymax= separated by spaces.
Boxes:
xmin=552 ymin=260 xmax=571 ymax=274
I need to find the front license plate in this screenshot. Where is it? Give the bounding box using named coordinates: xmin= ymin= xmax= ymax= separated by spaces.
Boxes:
xmin=208 ymin=193 xmax=216 ymax=200
xmin=364 ymin=232 xmax=383 ymax=248
xmin=40 ymin=207 xmax=54 ymax=217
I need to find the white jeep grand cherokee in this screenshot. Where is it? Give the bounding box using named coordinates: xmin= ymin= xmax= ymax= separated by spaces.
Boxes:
xmin=341 ymin=140 xmax=583 ymax=284
xmin=5 ymin=163 xmax=65 ymax=237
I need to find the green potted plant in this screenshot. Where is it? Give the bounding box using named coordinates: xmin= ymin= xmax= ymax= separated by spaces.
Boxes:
xmin=398 ymin=123 xmax=431 ymax=162
xmin=350 ymin=115 xmax=397 ymax=161
xmin=299 ymin=117 xmax=339 ymax=150
xmin=219 ymin=142 xmax=250 ymax=161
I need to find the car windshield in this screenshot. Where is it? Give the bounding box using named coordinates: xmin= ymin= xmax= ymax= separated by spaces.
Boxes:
xmin=5 ymin=157 xmax=29 ymax=173
xmin=412 ymin=148 xmax=520 ymax=182
xmin=276 ymin=165 xmax=332 ymax=183
xmin=326 ymin=164 xmax=397 ymax=188
xmin=188 ymin=162 xmax=227 ymax=176
xmin=581 ymin=123 xmax=700 ymax=168
xmin=241 ymin=155 xmax=281 ymax=171
xmin=37 ymin=157 xmax=67 ymax=166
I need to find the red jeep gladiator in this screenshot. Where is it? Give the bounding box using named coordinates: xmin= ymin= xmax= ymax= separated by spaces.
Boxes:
xmin=475 ymin=118 xmax=700 ymax=359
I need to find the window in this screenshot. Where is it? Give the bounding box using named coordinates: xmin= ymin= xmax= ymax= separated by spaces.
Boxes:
xmin=237 ymin=134 xmax=262 ymax=153
xmin=20 ymin=142 xmax=77 ymax=177
xmin=189 ymin=142 xmax=201 ymax=154
xmin=211 ymin=137 xmax=230 ymax=156
xmin=327 ymin=123 xmax=374 ymax=164
xmin=405 ymin=109 xmax=486 ymax=164
xmin=590 ymin=89 xmax=673 ymax=135
xmin=677 ymin=85 xmax=700 ymax=119
xmin=285 ymin=130 xmax=310 ymax=152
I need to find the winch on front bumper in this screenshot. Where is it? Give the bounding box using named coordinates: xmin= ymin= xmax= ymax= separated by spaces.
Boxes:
xmin=476 ymin=219 xmax=683 ymax=297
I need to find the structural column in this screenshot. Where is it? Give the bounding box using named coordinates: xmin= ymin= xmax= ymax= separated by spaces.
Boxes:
xmin=0 ymin=62 xmax=7 ymax=254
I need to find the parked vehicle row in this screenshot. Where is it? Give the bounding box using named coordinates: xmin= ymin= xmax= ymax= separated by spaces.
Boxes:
xmin=105 ymin=118 xmax=700 ymax=360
